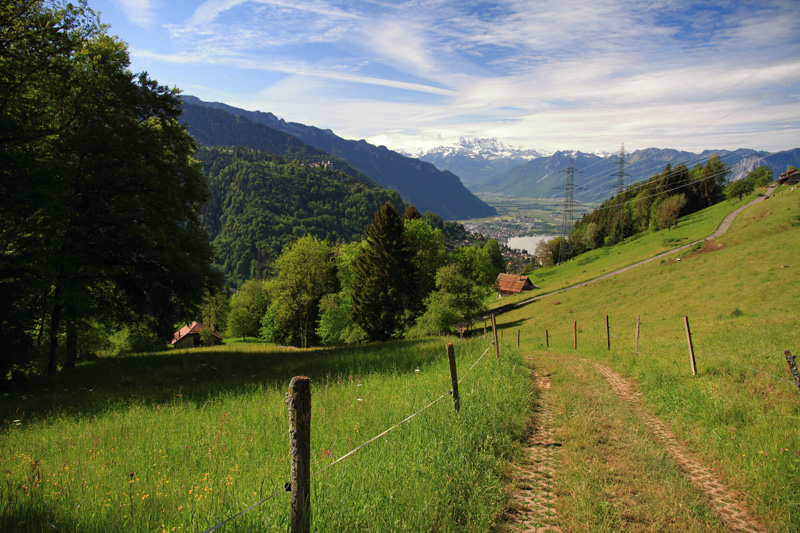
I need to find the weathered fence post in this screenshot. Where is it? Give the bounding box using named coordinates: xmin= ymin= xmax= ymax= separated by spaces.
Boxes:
xmin=784 ymin=349 xmax=800 ymax=396
xmin=447 ymin=343 xmax=460 ymax=412
xmin=635 ymin=315 xmax=640 ymax=354
xmin=287 ymin=376 xmax=311 ymax=533
xmin=684 ymin=316 xmax=697 ymax=376
xmin=573 ymin=320 xmax=578 ymax=350
xmin=606 ymin=314 xmax=611 ymax=351
xmin=491 ymin=314 xmax=499 ymax=358
xmin=545 ymin=329 xmax=549 ymax=348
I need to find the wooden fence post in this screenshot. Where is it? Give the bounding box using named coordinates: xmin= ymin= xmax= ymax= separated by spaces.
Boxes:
xmin=517 ymin=329 xmax=520 ymax=348
xmin=606 ymin=314 xmax=611 ymax=351
xmin=684 ymin=316 xmax=697 ymax=376
xmin=784 ymin=349 xmax=800 ymax=396
xmin=545 ymin=329 xmax=549 ymax=348
xmin=635 ymin=315 xmax=640 ymax=355
xmin=446 ymin=343 xmax=460 ymax=412
xmin=573 ymin=320 xmax=577 ymax=350
xmin=287 ymin=376 xmax=311 ymax=533
xmin=491 ymin=314 xmax=499 ymax=358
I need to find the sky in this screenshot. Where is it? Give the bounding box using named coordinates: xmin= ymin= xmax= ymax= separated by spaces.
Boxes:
xmin=91 ymin=0 xmax=800 ymax=155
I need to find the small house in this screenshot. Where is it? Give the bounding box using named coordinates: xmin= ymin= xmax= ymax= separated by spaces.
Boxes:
xmin=776 ymin=168 xmax=799 ymax=186
xmin=171 ymin=321 xmax=223 ymax=348
xmin=493 ymin=273 xmax=538 ymax=297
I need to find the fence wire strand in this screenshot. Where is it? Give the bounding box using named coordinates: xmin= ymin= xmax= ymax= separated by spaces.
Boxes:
xmin=203 ymin=341 xmax=494 ymax=532
xmin=624 ymin=331 xmax=795 ymax=386
xmin=202 ymin=484 xmax=286 ymax=533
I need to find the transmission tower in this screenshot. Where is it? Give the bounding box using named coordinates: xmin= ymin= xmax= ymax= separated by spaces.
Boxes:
xmin=612 ymin=143 xmax=630 ymax=196
xmin=554 ymin=156 xmax=583 ymax=263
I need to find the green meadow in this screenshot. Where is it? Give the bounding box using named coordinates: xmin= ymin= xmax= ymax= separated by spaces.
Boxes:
xmin=494 ymin=185 xmax=800 ymax=530
xmin=2 ymin=186 xmax=798 ymax=532
xmin=0 ymin=339 xmax=531 ymax=532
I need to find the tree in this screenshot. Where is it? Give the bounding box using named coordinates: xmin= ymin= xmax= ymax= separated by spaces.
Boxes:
xmin=484 ymin=239 xmax=506 ymax=277
xmin=408 ymin=263 xmax=490 ymax=337
xmin=748 ymin=166 xmax=773 ymax=187
xmin=404 ymin=205 xmax=421 ymax=220
xmin=1 ymin=1 xmax=219 ymax=373
xmin=404 ymin=218 xmax=447 ymax=318
xmin=725 ymin=179 xmax=755 ymax=201
xmin=264 ymin=236 xmax=338 ymax=347
xmin=350 ymin=202 xmax=413 ymax=340
xmin=655 ymin=194 xmax=688 ymax=230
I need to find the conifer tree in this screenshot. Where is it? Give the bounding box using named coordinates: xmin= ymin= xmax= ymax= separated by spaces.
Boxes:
xmin=350 ymin=202 xmax=413 ymax=340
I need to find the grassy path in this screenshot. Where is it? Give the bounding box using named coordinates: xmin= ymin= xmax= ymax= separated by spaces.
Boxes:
xmin=505 ymin=352 xmax=758 ymax=532
xmin=588 ymin=359 xmax=766 ymax=533
xmin=504 ymin=369 xmax=560 ymax=532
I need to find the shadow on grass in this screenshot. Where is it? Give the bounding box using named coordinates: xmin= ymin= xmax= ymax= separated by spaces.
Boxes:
xmin=0 ymin=338 xmax=470 ymax=425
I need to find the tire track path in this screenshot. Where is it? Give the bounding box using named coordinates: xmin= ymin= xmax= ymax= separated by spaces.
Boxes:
xmin=588 ymin=360 xmax=767 ymax=533
xmin=506 ymin=369 xmax=561 ymax=532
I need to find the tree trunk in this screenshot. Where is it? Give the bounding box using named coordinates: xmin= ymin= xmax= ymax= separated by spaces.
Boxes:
xmin=48 ymin=290 xmax=62 ymax=374
xmin=64 ymin=315 xmax=77 ymax=369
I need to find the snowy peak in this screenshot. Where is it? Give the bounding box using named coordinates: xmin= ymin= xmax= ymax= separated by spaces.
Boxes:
xmin=418 ymin=137 xmax=550 ymax=161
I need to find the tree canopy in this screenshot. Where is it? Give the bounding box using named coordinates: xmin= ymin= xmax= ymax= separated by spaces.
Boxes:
xmin=1 ymin=1 xmax=218 ymax=373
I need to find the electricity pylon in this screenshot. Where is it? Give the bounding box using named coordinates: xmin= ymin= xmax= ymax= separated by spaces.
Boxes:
xmin=613 ymin=143 xmax=629 ymax=196
xmin=554 ymin=156 xmax=583 ymax=263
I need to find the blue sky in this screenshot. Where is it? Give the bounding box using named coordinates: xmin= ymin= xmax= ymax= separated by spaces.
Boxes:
xmin=92 ymin=0 xmax=800 ymax=154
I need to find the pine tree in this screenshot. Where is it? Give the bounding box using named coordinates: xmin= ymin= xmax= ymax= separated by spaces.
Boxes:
xmin=350 ymin=202 xmax=413 ymax=340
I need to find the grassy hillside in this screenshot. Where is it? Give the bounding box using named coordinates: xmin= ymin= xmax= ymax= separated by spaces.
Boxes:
xmin=489 ymin=191 xmax=758 ymax=310
xmin=494 ymin=185 xmax=800 ymax=530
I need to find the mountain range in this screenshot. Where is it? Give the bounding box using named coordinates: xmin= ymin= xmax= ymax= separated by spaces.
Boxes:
xmin=180 ymin=96 xmax=496 ymax=220
xmin=412 ymin=139 xmax=799 ymax=204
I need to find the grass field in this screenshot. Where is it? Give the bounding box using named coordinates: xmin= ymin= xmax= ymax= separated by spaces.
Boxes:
xmin=2 ymin=187 xmax=798 ymax=532
xmin=0 ymin=339 xmax=532 ymax=532
xmin=494 ymin=185 xmax=800 ymax=530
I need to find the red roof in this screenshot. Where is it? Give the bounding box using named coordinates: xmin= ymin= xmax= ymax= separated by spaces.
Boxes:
xmin=172 ymin=321 xmax=223 ymax=344
xmin=493 ymin=273 xmax=537 ymax=294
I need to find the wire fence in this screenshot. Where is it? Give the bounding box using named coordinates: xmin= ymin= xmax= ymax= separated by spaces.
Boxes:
xmin=529 ymin=316 xmax=798 ymax=391
xmin=202 ymin=342 xmax=496 ymax=533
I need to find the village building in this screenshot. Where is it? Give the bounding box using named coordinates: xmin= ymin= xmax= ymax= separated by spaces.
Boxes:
xmin=171 ymin=321 xmax=223 ymax=349
xmin=493 ymin=273 xmax=538 ymax=297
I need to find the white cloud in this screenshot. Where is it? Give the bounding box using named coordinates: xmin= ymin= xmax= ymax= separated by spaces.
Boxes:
xmin=120 ymin=0 xmax=800 ymax=154
xmin=115 ymin=0 xmax=156 ymax=28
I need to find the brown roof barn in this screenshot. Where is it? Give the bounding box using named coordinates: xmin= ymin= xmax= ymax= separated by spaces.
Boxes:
xmin=171 ymin=321 xmax=223 ymax=349
xmin=494 ymin=273 xmax=538 ymax=296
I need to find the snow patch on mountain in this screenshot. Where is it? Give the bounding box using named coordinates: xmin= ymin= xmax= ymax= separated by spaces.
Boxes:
xmin=408 ymin=137 xmax=552 ymax=161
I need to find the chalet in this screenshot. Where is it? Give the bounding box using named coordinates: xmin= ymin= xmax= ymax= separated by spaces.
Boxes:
xmin=776 ymin=168 xmax=800 ymax=186
xmin=493 ymin=273 xmax=538 ymax=297
xmin=171 ymin=321 xmax=223 ymax=349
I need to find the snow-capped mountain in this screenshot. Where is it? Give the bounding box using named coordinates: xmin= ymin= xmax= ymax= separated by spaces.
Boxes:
xmin=405 ymin=137 xmax=552 ymax=186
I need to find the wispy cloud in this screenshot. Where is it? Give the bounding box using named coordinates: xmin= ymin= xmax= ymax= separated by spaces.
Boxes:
xmin=115 ymin=0 xmax=156 ymax=28
xmin=115 ymin=0 xmax=800 ymax=152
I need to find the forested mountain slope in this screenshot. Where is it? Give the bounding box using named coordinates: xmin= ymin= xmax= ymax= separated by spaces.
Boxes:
xmin=196 ymin=147 xmax=403 ymax=283
xmin=181 ymin=102 xmax=377 ymax=187
xmin=182 ymin=96 xmax=496 ymax=220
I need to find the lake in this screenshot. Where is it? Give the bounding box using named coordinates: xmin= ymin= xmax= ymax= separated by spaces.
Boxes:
xmin=506 ymin=235 xmax=558 ymax=253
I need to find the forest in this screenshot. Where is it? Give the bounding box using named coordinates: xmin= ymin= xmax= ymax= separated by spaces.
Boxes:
xmin=196 ymin=146 xmax=403 ymax=282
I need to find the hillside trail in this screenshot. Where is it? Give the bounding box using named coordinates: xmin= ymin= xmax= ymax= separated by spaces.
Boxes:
xmin=502 ymin=186 xmax=777 ymax=531
xmin=491 ymin=184 xmax=777 ymax=316
xmin=504 ymin=355 xmax=767 ymax=533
